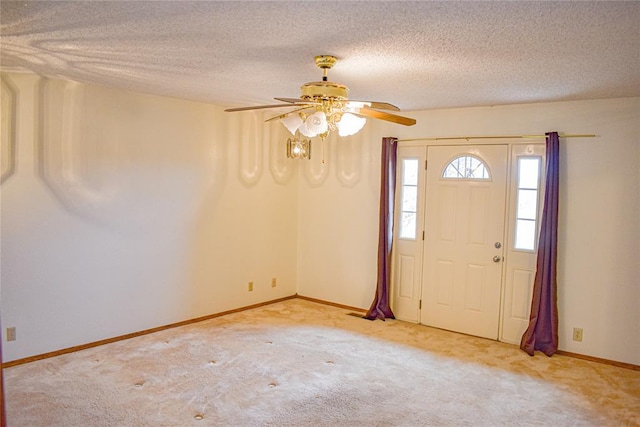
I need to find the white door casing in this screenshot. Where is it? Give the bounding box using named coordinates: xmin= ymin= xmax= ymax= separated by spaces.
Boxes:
xmin=421 ymin=145 xmax=508 ymax=340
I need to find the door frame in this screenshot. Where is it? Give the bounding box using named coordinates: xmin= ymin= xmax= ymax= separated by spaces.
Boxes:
xmin=391 ymin=140 xmax=546 ymax=343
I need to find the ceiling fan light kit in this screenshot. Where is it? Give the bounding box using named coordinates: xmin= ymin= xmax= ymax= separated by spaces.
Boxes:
xmin=225 ymin=55 xmax=416 ymax=157
xmin=281 ymin=114 xmax=304 ymax=135
xmin=299 ymin=111 xmax=328 ymax=137
xmin=337 ymin=113 xmax=367 ymax=137
xmin=286 ymin=135 xmax=311 ymax=160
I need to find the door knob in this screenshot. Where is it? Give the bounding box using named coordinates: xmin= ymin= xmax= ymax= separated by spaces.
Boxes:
xmin=493 ymin=255 xmax=502 ymax=263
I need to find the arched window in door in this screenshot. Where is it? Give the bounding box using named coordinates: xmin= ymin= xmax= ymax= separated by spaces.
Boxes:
xmin=442 ymin=155 xmax=490 ymax=180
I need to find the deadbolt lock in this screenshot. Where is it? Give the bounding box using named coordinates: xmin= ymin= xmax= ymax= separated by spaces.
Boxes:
xmin=494 ymin=242 xmax=502 ymax=249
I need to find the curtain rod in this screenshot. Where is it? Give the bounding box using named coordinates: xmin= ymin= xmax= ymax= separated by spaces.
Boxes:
xmin=398 ymin=134 xmax=595 ymax=142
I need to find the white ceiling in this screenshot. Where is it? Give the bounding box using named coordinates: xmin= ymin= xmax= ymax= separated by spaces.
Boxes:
xmin=1 ymin=1 xmax=639 ymax=112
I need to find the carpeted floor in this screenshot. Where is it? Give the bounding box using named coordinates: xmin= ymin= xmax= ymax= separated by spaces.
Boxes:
xmin=4 ymin=298 xmax=640 ymax=426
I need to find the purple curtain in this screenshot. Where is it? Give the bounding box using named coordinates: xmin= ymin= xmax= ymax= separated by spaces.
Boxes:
xmin=520 ymin=132 xmax=560 ymax=356
xmin=365 ymin=137 xmax=398 ymax=320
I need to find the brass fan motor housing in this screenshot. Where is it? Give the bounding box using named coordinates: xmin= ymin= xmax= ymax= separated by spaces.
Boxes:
xmin=300 ymin=81 xmax=349 ymax=101
xmin=300 ymin=55 xmax=348 ymax=101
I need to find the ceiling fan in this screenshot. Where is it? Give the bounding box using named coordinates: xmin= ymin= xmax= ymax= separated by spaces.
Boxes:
xmin=225 ymin=55 xmax=416 ymax=140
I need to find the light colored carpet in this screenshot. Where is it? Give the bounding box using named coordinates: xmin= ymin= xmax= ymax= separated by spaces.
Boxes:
xmin=4 ymin=299 xmax=640 ymax=426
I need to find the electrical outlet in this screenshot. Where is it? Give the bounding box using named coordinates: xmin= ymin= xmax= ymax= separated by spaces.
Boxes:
xmin=248 ymin=281 xmax=254 ymax=292
xmin=7 ymin=327 xmax=16 ymax=341
xmin=572 ymin=327 xmax=583 ymax=342
xmin=271 ymin=277 xmax=277 ymax=288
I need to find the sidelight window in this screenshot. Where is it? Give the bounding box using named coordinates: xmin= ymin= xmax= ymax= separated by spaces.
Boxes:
xmin=399 ymin=158 xmax=419 ymax=239
xmin=514 ymin=157 xmax=542 ymax=251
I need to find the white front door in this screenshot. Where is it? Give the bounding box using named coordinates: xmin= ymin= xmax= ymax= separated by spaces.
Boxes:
xmin=421 ymin=145 xmax=508 ymax=339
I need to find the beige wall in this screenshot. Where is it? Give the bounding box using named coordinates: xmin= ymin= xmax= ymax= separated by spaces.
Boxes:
xmin=298 ymin=97 xmax=640 ymax=365
xmin=1 ymin=73 xmax=298 ymax=362
xmin=2 ymin=71 xmax=639 ymax=366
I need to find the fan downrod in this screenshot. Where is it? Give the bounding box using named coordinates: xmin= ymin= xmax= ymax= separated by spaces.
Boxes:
xmin=315 ymin=55 xmax=337 ymax=82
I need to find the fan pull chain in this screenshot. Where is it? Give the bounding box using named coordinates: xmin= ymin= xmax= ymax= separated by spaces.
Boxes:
xmin=322 ymin=139 xmax=325 ymax=164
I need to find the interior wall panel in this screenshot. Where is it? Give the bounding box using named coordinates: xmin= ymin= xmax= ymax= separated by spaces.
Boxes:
xmin=1 ymin=75 xmax=17 ymax=183
xmin=0 ymin=73 xmax=298 ymax=362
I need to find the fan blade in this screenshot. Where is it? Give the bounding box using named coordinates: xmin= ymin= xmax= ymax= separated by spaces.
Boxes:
xmin=225 ymin=103 xmax=308 ymax=112
xmin=278 ymin=97 xmax=399 ymax=112
xmin=265 ymin=106 xmax=314 ymax=122
xmin=347 ymin=100 xmax=400 ymax=111
xmin=357 ymin=107 xmax=416 ymax=126
xmin=274 ymin=97 xmax=303 ymax=103
xmin=274 ymin=97 xmax=320 ymax=106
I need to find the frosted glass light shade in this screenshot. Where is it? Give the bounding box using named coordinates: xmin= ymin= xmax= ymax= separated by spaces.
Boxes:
xmin=337 ymin=113 xmax=366 ymax=136
xmin=299 ymin=111 xmax=328 ymax=138
xmin=281 ymin=114 xmax=303 ymax=135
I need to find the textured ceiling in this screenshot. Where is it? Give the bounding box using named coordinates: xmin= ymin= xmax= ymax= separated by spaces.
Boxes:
xmin=1 ymin=1 xmax=639 ymax=112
